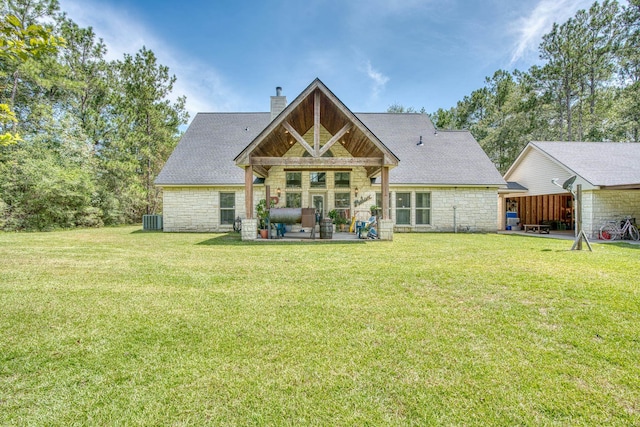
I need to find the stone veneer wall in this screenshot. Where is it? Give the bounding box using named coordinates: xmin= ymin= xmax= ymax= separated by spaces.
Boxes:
xmin=241 ymin=218 xmax=258 ymax=241
xmin=162 ymin=185 xmax=500 ymax=233
xmin=582 ymin=190 xmax=640 ymax=238
xmin=390 ymin=187 xmax=499 ymax=233
xmin=262 ymin=142 xmax=376 ymax=219
xmin=162 ymin=186 xmax=245 ymax=232
xmin=378 ymin=219 xmax=394 ymax=240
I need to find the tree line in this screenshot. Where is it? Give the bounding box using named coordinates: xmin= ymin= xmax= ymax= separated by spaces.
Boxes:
xmin=2 ymin=1 xmax=637 ymax=230
xmin=396 ymin=0 xmax=639 ymax=174
xmin=0 ymin=0 xmax=188 ymax=231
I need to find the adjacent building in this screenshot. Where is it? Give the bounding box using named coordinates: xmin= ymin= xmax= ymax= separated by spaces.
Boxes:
xmin=501 ymin=141 xmax=640 ymax=238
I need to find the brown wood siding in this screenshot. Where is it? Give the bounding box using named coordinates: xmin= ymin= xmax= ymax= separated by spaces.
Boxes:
xmin=507 ymin=195 xmax=573 ymax=228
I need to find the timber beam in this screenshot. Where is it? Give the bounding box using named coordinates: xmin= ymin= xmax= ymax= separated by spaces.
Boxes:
xmin=250 ymin=156 xmax=384 ymax=167
xmin=282 ymin=122 xmax=314 ymax=156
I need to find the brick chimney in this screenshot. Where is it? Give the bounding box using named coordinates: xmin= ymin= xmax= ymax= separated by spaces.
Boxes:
xmin=270 ymin=86 xmax=286 ymax=121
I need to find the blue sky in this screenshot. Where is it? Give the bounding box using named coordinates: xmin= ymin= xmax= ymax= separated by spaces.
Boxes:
xmin=59 ymin=0 xmax=596 ymax=122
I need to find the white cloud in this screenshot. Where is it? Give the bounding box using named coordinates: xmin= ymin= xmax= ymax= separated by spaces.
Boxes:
xmin=59 ymin=0 xmax=149 ymax=61
xmin=509 ymin=0 xmax=594 ymax=65
xmin=364 ymin=61 xmax=389 ymax=99
xmin=58 ymin=0 xmax=240 ymax=121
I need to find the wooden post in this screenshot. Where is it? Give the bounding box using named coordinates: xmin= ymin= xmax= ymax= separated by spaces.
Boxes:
xmin=381 ymin=166 xmax=389 ymax=220
xmin=314 ymin=91 xmax=320 ymax=155
xmin=266 ymin=185 xmax=270 ymax=210
xmin=575 ymin=185 xmax=581 ymax=241
xmin=265 ymin=185 xmax=270 ymax=239
xmin=245 ymin=166 xmax=253 ymax=219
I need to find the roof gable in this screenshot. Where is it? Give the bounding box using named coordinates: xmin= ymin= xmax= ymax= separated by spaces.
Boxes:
xmin=234 ymin=78 xmax=399 ymax=177
xmin=505 ymin=141 xmax=640 ymax=189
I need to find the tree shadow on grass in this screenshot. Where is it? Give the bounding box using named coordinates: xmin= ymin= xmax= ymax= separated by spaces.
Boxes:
xmin=197 ymin=233 xmax=367 ymax=246
xmin=541 ymin=241 xmax=640 ymax=251
xmin=196 ymin=233 xmax=243 ymax=245
xmin=130 ymin=228 xmax=162 ymax=234
xmin=607 ymin=242 xmax=640 ymax=250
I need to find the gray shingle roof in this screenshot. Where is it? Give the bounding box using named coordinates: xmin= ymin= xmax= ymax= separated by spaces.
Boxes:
xmin=156 ymin=112 xmax=505 ymax=187
xmin=506 ymin=181 xmax=528 ymax=191
xmin=156 ymin=113 xmax=270 ymax=185
xmin=358 ymin=113 xmax=505 ymax=185
xmin=530 ymin=141 xmax=640 ymax=187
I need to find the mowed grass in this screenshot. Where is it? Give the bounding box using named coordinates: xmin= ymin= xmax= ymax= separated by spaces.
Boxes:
xmin=0 ymin=227 xmax=639 ymax=426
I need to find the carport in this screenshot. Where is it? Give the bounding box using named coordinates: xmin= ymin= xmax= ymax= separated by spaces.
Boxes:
xmin=501 ymin=141 xmax=640 ymax=238
xmin=502 ymin=190 xmax=574 ymax=232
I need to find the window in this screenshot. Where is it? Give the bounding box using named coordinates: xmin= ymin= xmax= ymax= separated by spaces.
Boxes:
xmin=310 ymin=172 xmax=326 ymax=188
xmin=335 ymin=192 xmax=350 ymax=219
xmin=220 ymin=192 xmax=235 ymax=225
xmin=376 ymin=192 xmax=391 ymax=218
xmin=334 ymin=172 xmax=350 ymax=188
xmin=396 ymin=192 xmax=411 ymax=225
xmin=416 ymin=192 xmax=431 ymax=225
xmin=286 ymin=192 xmax=301 ymax=208
xmin=286 ymin=172 xmax=301 ymax=188
xmin=335 ymin=192 xmax=350 ymax=209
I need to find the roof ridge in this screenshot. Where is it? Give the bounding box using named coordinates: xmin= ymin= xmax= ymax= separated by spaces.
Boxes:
xmin=197 ymin=112 xmax=269 ymax=115
xmin=354 ymin=112 xmax=426 ymax=115
xmin=532 ymin=140 xmax=640 ymax=144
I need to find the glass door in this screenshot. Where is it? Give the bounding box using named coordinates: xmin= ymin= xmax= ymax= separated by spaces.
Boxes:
xmin=312 ymin=194 xmax=325 ymax=219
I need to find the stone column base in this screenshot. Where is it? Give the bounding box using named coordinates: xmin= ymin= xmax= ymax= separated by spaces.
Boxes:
xmin=241 ymin=219 xmax=258 ymax=241
xmin=378 ymin=219 xmax=394 ymax=241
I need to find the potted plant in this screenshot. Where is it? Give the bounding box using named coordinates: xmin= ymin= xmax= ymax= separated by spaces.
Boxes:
xmin=327 ymin=209 xmax=339 ymax=232
xmin=256 ymin=199 xmax=269 ymax=238
xmin=337 ymin=215 xmax=349 ymax=232
xmin=370 ymin=205 xmax=379 ymax=217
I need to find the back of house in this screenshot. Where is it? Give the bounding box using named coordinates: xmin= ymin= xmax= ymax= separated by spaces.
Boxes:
xmin=155 ymin=79 xmax=506 ymax=239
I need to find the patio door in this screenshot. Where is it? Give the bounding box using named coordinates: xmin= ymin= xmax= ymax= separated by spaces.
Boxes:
xmin=312 ymin=194 xmax=325 ymax=219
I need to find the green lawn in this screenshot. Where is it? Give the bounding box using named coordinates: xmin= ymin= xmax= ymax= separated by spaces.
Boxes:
xmin=1 ymin=227 xmax=639 ymax=426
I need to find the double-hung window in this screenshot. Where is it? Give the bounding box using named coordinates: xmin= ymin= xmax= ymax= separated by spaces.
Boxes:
xmin=286 ymin=172 xmax=301 ymax=189
xmin=335 ymin=192 xmax=350 ymax=218
xmin=286 ymin=192 xmax=301 ymax=208
xmin=415 ymin=192 xmax=431 ymax=225
xmin=220 ymin=192 xmax=235 ymax=225
xmin=334 ymin=172 xmax=350 ymax=188
xmin=310 ymin=172 xmax=326 ymax=188
xmin=395 ymin=192 xmax=411 ymax=225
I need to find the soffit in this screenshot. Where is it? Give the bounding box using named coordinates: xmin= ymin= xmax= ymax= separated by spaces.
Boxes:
xmin=235 ymin=79 xmax=398 ymax=177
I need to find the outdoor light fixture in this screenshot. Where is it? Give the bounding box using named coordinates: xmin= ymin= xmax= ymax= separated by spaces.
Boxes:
xmin=276 ymin=187 xmax=281 ymax=197
xmin=355 ymin=187 xmax=359 ymax=197
xmin=417 ymin=135 xmax=423 ymax=146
